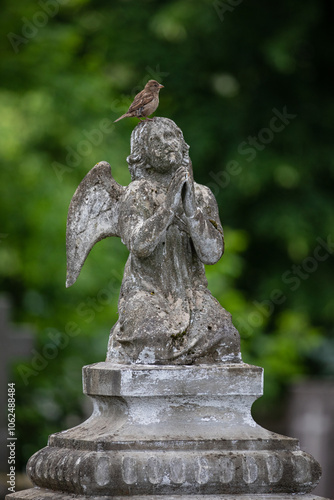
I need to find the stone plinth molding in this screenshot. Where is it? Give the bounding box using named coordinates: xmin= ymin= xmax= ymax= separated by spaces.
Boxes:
xmin=7 ymin=363 xmax=331 ymax=499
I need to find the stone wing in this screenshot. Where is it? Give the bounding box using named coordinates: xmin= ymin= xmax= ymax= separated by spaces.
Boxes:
xmin=66 ymin=161 xmax=125 ymax=288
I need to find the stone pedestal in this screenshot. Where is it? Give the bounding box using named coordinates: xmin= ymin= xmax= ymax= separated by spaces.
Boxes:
xmin=7 ymin=362 xmax=331 ymax=499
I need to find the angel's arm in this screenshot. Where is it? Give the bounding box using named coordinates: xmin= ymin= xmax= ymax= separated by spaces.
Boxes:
xmin=119 ymin=187 xmax=173 ymax=259
xmin=119 ymin=168 xmax=187 ymax=258
xmin=184 ymin=183 xmax=224 ymax=265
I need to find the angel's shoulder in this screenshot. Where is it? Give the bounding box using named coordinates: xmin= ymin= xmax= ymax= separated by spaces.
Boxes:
xmin=194 ymin=182 xmax=216 ymax=204
xmin=120 ymin=179 xmax=153 ymax=204
xmin=124 ymin=179 xmax=152 ymax=195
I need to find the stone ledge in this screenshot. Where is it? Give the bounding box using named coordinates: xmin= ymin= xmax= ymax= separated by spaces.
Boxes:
xmin=48 ymin=437 xmax=299 ymax=452
xmin=6 ymin=487 xmax=332 ymax=500
xmin=82 ymin=362 xmax=263 ymax=397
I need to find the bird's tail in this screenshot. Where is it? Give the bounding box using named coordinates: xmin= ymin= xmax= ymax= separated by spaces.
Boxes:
xmin=114 ymin=113 xmax=130 ymax=123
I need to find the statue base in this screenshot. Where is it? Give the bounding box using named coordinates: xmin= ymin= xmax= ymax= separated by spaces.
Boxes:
xmin=7 ymin=492 xmax=332 ymax=500
xmin=6 ymin=362 xmax=331 ymax=499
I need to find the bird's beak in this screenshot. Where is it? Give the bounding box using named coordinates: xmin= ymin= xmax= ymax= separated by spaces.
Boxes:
xmin=159 ymin=84 xmax=164 ymax=89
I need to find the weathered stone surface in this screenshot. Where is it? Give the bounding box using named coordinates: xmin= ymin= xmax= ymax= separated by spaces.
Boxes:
xmin=66 ymin=161 xmax=124 ymax=288
xmin=7 ymin=364 xmax=324 ymax=498
xmin=25 ymin=446 xmax=321 ymax=495
xmin=6 ymin=490 xmax=332 ymax=500
xmin=66 ymin=117 xmax=241 ymax=365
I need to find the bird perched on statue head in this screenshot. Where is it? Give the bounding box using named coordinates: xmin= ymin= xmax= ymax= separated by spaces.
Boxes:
xmin=114 ymin=80 xmax=164 ymax=123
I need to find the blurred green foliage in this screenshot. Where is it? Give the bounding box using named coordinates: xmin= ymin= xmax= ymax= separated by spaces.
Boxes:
xmin=1 ymin=0 xmax=334 ymax=469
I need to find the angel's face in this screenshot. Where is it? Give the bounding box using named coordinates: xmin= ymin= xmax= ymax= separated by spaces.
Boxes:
xmin=147 ymin=126 xmax=184 ymax=173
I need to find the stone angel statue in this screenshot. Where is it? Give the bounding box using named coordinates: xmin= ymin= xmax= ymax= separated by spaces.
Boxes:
xmin=66 ymin=117 xmax=241 ymax=365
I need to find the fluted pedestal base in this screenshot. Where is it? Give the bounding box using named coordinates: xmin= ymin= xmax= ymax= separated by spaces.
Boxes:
xmin=6 ymin=362 xmax=330 ymax=499
xmin=7 ymin=490 xmax=331 ymax=500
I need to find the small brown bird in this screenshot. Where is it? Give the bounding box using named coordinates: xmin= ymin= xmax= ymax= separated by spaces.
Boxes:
xmin=114 ymin=80 xmax=164 ymax=123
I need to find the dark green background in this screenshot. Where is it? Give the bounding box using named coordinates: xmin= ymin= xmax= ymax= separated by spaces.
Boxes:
xmin=1 ymin=0 xmax=333 ymax=469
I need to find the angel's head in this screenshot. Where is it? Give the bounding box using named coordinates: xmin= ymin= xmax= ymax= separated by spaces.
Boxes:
xmin=127 ymin=117 xmax=190 ymax=180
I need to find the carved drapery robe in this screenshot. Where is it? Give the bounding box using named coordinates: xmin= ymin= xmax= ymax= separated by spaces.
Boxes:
xmin=107 ymin=177 xmax=240 ymax=364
